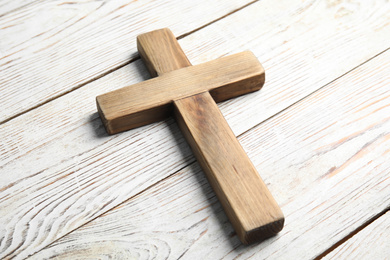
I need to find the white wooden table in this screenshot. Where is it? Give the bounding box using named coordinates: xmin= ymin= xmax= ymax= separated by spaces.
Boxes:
xmin=1 ymin=1 xmax=389 ymax=259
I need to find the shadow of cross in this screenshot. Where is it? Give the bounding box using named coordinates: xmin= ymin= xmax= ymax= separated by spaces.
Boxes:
xmin=96 ymin=28 xmax=284 ymax=244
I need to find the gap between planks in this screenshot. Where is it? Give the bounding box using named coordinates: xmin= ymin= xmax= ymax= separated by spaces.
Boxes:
xmin=315 ymin=207 xmax=390 ymax=260
xmin=323 ymin=210 xmax=390 ymax=259
xmin=28 ymin=162 xmax=197 ymax=259
xmin=1 ymin=1 xmax=388 ymax=258
xmin=0 ymin=0 xmax=259 ymax=126
xmin=28 ymin=48 xmax=390 ymax=259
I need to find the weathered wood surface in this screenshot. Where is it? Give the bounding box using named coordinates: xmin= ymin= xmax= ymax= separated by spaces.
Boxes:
xmin=324 ymin=211 xmax=390 ymax=260
xmin=0 ymin=0 xmax=38 ymax=17
xmin=30 ymin=50 xmax=390 ymax=259
xmin=0 ymin=0 xmax=389 ymax=259
xmin=0 ymin=0 xmax=253 ymax=122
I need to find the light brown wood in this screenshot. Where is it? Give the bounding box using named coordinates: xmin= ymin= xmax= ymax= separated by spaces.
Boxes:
xmin=97 ymin=28 xmax=283 ymax=243
xmin=137 ymin=28 xmax=192 ymax=76
xmin=137 ymin=30 xmax=282 ymax=242
xmin=96 ymin=50 xmax=264 ymax=134
xmin=174 ymin=92 xmax=284 ymax=243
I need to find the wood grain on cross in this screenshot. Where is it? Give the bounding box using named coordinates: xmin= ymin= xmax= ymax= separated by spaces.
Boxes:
xmin=96 ymin=28 xmax=284 ymax=244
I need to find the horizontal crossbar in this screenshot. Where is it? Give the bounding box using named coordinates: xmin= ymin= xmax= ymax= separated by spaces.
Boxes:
xmin=96 ymin=51 xmax=264 ymax=134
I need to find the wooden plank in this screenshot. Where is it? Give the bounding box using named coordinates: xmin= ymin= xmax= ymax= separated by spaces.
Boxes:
xmin=0 ymin=0 xmax=254 ymax=123
xmin=1 ymin=0 xmax=389 ymax=258
xmin=97 ymin=51 xmax=264 ymax=134
xmin=0 ymin=0 xmax=40 ymax=17
xmin=324 ymin=211 xmax=390 ymax=260
xmin=174 ymin=92 xmax=283 ymax=244
xmin=30 ymin=50 xmax=390 ymax=259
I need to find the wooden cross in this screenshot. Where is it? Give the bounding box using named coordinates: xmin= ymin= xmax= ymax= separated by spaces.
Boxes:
xmin=96 ymin=28 xmax=284 ymax=244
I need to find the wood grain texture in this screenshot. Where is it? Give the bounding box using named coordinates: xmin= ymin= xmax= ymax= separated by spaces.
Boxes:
xmin=0 ymin=0 xmax=254 ymax=123
xmin=137 ymin=28 xmax=192 ymax=76
xmin=30 ymin=50 xmax=390 ymax=259
xmin=324 ymin=211 xmax=390 ymax=260
xmin=97 ymin=51 xmax=264 ymax=134
xmin=1 ymin=0 xmax=389 ymax=258
xmin=174 ymin=92 xmax=283 ymax=243
xmin=0 ymin=0 xmax=39 ymax=16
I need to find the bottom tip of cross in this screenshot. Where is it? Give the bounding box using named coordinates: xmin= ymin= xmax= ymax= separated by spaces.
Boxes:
xmin=240 ymin=217 xmax=285 ymax=245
